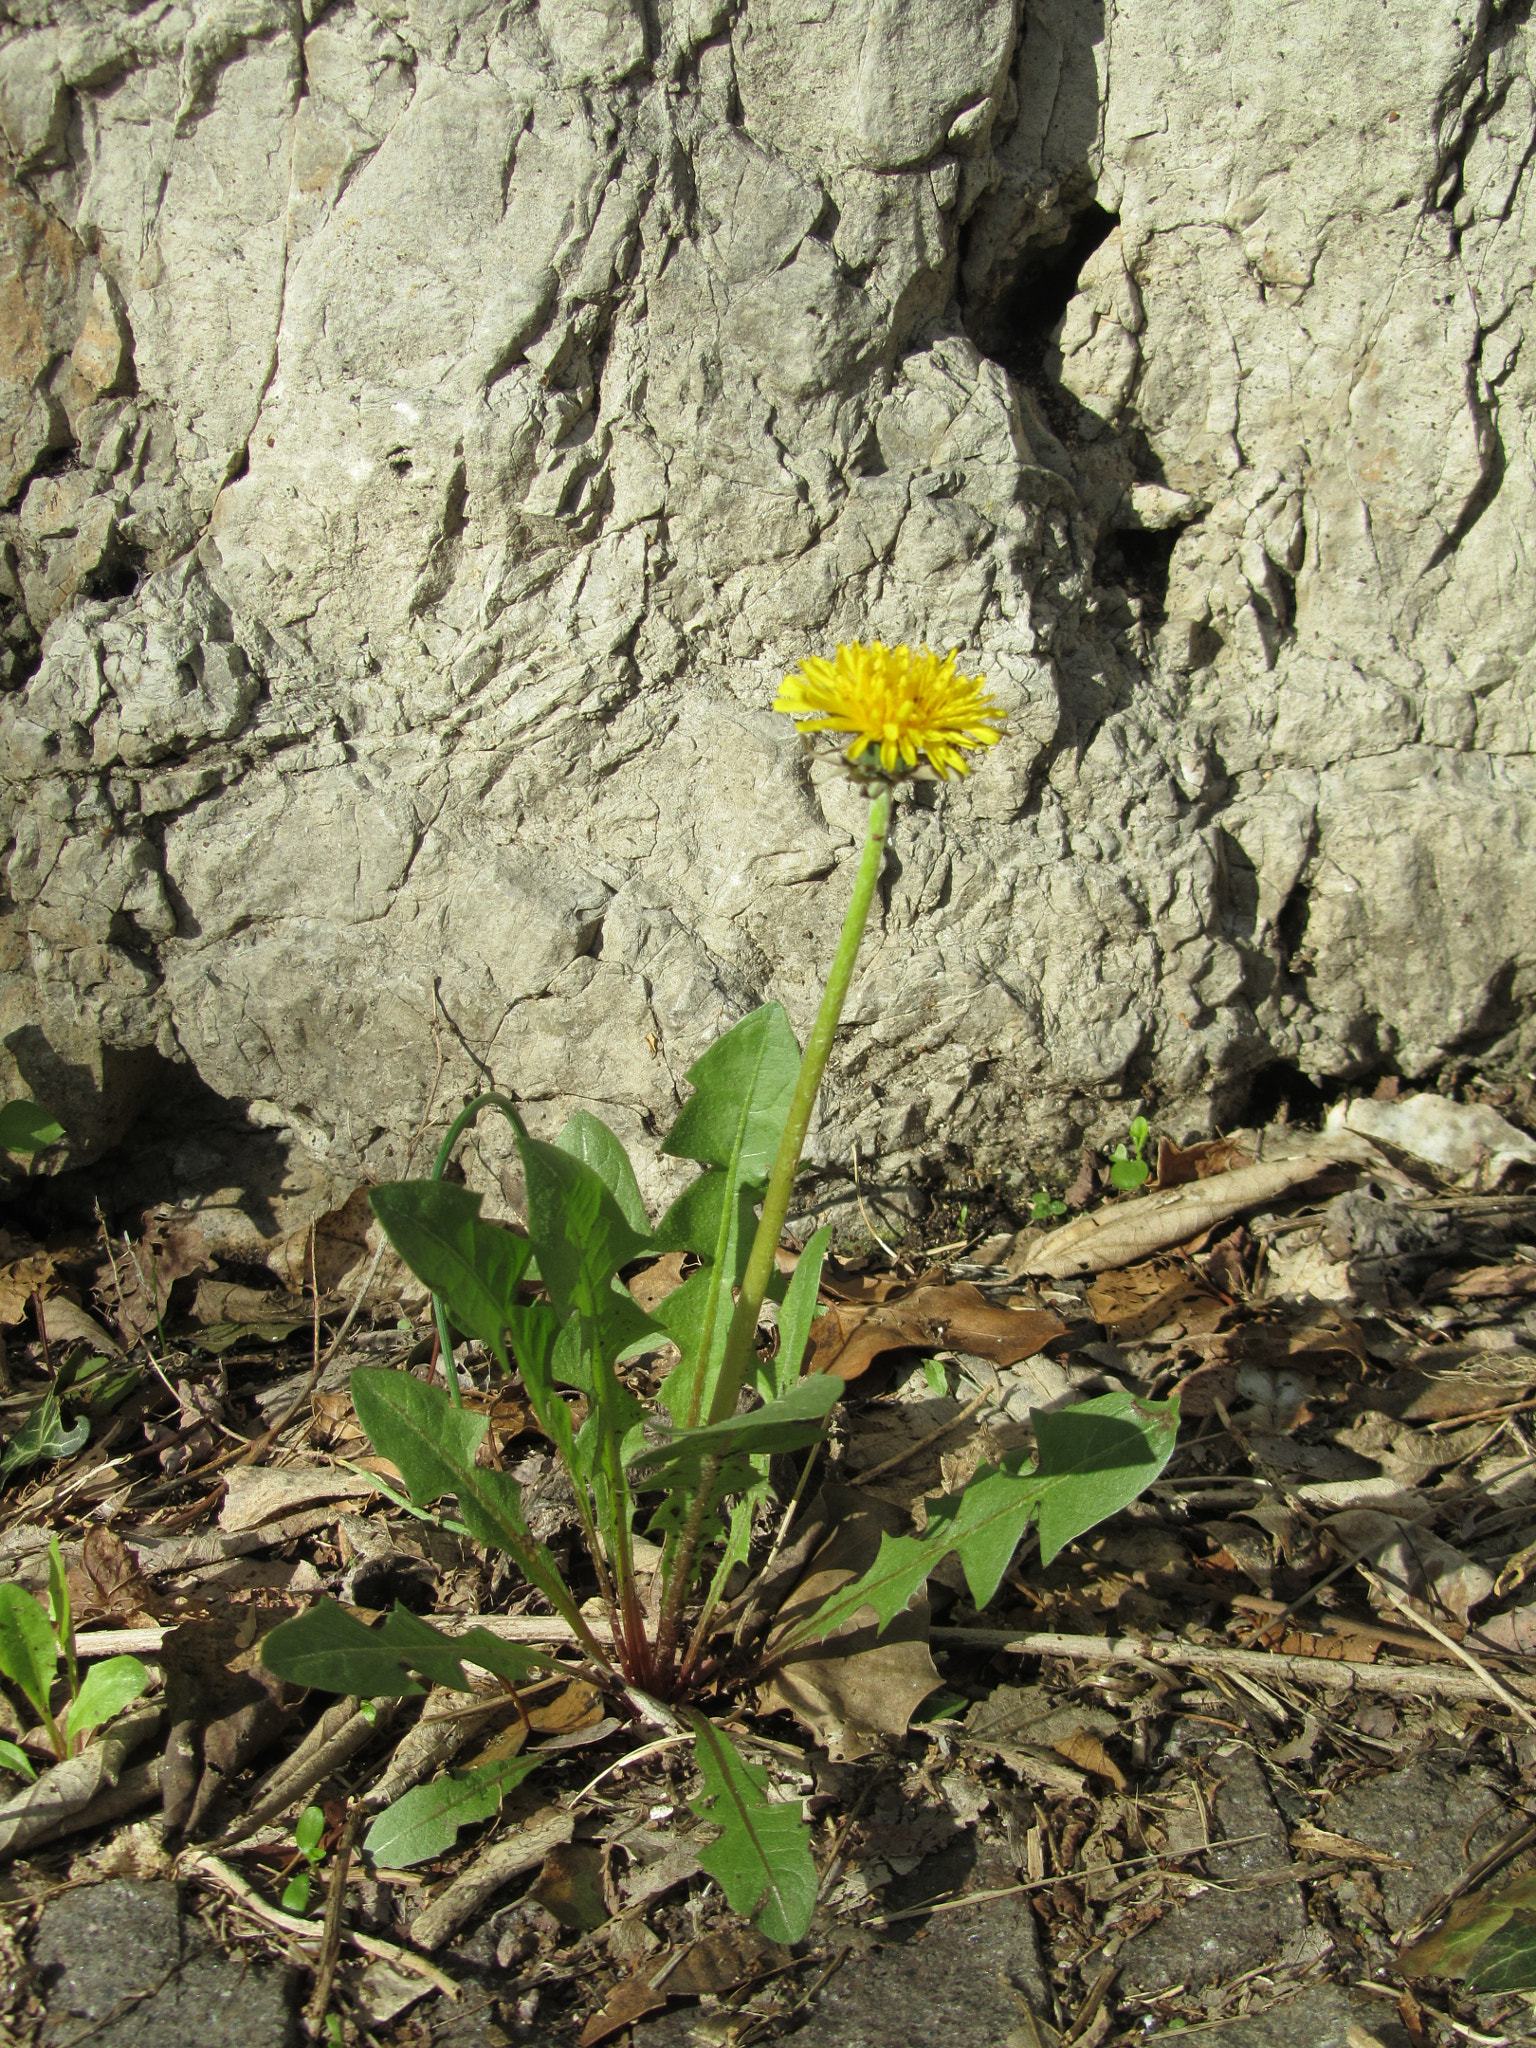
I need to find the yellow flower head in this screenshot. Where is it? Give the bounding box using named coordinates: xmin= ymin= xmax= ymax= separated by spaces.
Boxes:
xmin=773 ymin=640 xmax=1005 ymax=781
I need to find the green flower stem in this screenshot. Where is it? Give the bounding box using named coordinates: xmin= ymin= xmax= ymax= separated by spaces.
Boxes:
xmin=707 ymin=783 xmax=893 ymax=1428
xmin=427 ymin=1092 xmax=521 ymax=1407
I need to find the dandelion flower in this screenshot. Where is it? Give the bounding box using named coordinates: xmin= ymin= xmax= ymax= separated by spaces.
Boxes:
xmin=774 ymin=640 xmax=1005 ymax=780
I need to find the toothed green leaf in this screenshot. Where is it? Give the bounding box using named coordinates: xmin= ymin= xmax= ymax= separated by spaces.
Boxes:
xmin=687 ymin=1713 xmax=816 ymax=1944
xmin=363 ymin=1753 xmax=544 ymax=1869
xmin=776 ymin=1391 xmax=1178 ymax=1652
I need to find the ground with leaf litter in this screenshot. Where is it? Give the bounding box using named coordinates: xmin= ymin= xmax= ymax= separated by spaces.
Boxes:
xmin=4 ymin=1082 xmax=1536 ymax=2048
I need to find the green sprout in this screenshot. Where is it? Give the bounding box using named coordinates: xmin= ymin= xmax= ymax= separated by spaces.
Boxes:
xmin=1029 ymin=1189 xmax=1067 ymax=1222
xmin=280 ymin=1805 xmax=328 ymax=1913
xmin=1110 ymin=1114 xmax=1152 ymax=1191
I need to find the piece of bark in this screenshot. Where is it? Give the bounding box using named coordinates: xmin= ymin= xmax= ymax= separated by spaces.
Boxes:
xmin=408 ymin=1807 xmax=576 ymax=1951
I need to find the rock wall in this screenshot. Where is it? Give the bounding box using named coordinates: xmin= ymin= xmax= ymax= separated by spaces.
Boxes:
xmin=1 ymin=0 xmax=1533 ymax=1230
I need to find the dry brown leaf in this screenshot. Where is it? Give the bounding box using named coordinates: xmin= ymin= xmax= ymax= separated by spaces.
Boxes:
xmin=627 ymin=1251 xmax=687 ymax=1313
xmin=162 ymin=1608 xmax=301 ymax=1835
xmin=530 ymin=1841 xmax=608 ymax=1931
xmin=66 ymin=1527 xmax=160 ymax=1627
xmin=191 ymin=1279 xmax=296 ymax=1326
xmin=528 ymin=1680 xmax=604 ymax=1735
xmin=99 ymin=1213 xmax=214 ymax=1339
xmin=816 ymin=1261 xmax=938 ymax=1305
xmin=579 ymin=1976 xmax=668 ymax=2046
xmin=1023 ymin=1150 xmax=1354 ymax=1278
xmin=1052 ymin=1728 xmax=1127 ymax=1790
xmin=760 ymin=1484 xmax=941 ymax=1759
xmin=809 ymin=1283 xmax=1066 ymax=1382
xmin=1086 ymin=1259 xmax=1220 ymax=1341
xmin=0 ymin=1251 xmax=55 ymax=1325
xmin=1326 ymin=1509 xmax=1495 ymax=1625
xmin=265 ymin=1187 xmax=374 ymax=1293
xmin=1429 ymin=1263 xmax=1536 ymax=1302
xmin=37 ymin=1295 xmax=123 ymax=1356
xmin=664 ymin=1928 xmax=788 ymax=1996
xmin=1154 ymin=1135 xmax=1254 ymax=1189
xmin=219 ymin=1464 xmax=380 ymax=1532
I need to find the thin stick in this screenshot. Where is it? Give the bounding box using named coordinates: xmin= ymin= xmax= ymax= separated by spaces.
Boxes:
xmin=1361 ymin=1569 xmax=1536 ymax=1733
xmin=927 ymin=1626 xmax=1536 ymax=1708
xmin=850 ymin=1386 xmax=992 ymax=1487
xmin=860 ymin=1833 xmax=1275 ymax=1929
xmin=303 ymin=1804 xmax=364 ymax=2039
xmin=178 ymin=1849 xmax=459 ymax=1998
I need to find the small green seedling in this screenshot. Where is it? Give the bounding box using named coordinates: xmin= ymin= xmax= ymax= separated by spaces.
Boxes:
xmin=1029 ymin=1189 xmax=1066 ymax=1223
xmin=281 ymin=1805 xmax=327 ymax=1912
xmin=1109 ymin=1116 xmax=1152 ymax=1192
xmin=0 ymin=1536 xmax=150 ymax=1763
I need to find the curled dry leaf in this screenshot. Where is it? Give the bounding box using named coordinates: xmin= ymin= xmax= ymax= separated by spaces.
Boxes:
xmin=1023 ymin=1150 xmax=1355 ymax=1278
xmin=66 ymin=1527 xmax=160 ymax=1628
xmin=265 ymin=1186 xmax=375 ymax=1293
xmin=580 ymin=1977 xmax=668 ymax=2047
xmin=1329 ymin=1093 xmax=1536 ymax=1183
xmin=626 ymin=1251 xmax=688 ymax=1313
xmin=1086 ymin=1259 xmax=1225 ymax=1341
xmin=1326 ymin=1509 xmax=1495 ymax=1626
xmin=1153 ymin=1135 xmax=1254 ymax=1189
xmin=0 ymin=1250 xmax=55 ymax=1325
xmin=161 ymin=1608 xmax=301 ymax=1836
xmin=218 ymin=1463 xmax=381 ymax=1532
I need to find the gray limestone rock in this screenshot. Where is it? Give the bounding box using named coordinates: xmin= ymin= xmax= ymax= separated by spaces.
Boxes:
xmin=1116 ymin=1747 xmax=1304 ymax=1997
xmin=30 ymin=1878 xmax=294 ymax=2047
xmin=0 ymin=0 xmax=1531 ymax=1222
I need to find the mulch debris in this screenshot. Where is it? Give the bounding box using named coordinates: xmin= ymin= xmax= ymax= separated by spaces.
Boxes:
xmin=3 ymin=1082 xmax=1536 ymax=2046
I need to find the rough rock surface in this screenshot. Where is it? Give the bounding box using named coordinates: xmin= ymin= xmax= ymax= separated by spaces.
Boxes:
xmin=29 ymin=1878 xmax=293 ymax=2046
xmin=0 ymin=0 xmax=1532 ymax=1226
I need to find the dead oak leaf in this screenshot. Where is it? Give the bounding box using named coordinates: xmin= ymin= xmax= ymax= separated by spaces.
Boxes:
xmin=809 ymin=1283 xmax=1065 ymax=1382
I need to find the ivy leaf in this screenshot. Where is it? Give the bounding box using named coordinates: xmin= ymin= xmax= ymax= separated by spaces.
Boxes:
xmin=0 ymin=1392 xmax=89 ymax=1483
xmin=687 ymin=1713 xmax=816 ymax=1944
xmin=363 ymin=1753 xmax=544 ymax=1869
xmin=1402 ymin=1871 xmax=1536 ymax=1988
